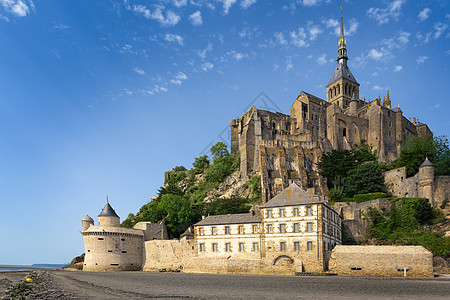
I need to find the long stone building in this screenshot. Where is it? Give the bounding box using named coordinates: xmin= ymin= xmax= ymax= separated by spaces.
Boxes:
xmin=81 ymin=184 xmax=342 ymax=274
xmin=230 ymin=8 xmax=432 ymax=201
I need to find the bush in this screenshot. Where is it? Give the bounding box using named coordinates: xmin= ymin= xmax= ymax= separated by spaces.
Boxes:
xmin=353 ymin=192 xmax=387 ymax=203
xmin=207 ymin=197 xmax=251 ymax=216
xmin=192 ymin=155 xmax=210 ymax=174
xmin=367 ymin=197 xmax=449 ymax=257
xmin=328 ymin=188 xmax=344 ymax=201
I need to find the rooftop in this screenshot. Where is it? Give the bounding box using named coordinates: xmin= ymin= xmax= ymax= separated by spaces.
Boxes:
xmin=194 ymin=213 xmax=261 ymax=226
xmin=98 ymin=202 xmax=119 ymax=218
xmin=260 ymin=183 xmax=321 ymax=208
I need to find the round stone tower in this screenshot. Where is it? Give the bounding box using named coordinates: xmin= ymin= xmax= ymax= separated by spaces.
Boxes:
xmin=349 ymin=94 xmax=358 ymax=115
xmin=81 ymin=200 xmax=144 ymax=271
xmin=81 ymin=215 xmax=94 ymax=231
xmin=418 ymin=157 xmax=435 ymax=206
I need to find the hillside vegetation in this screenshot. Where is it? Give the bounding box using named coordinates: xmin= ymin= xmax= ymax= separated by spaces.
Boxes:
xmin=121 ymin=142 xmax=260 ymax=236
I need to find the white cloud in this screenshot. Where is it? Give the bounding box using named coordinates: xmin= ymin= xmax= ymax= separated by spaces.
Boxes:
xmin=133 ymin=67 xmax=145 ymax=75
xmin=240 ymin=0 xmax=256 ymax=9
xmin=301 ymin=0 xmax=322 ymax=7
xmin=367 ymin=0 xmax=405 ymax=25
xmin=189 ymin=10 xmax=202 ymax=26
xmin=142 ymin=85 xmax=168 ymax=96
xmin=372 ymin=85 xmax=383 ymax=91
xmin=233 ymin=52 xmax=245 ymax=61
xmin=398 ymin=31 xmax=410 ymax=44
xmin=367 ymin=48 xmax=383 ymax=60
xmin=170 ymin=72 xmax=188 ymax=85
xmin=0 ymin=0 xmax=32 ymax=17
xmin=316 ymin=54 xmax=330 ymax=65
xmin=54 ymin=24 xmax=70 ymax=30
xmin=290 ymin=28 xmax=308 ymax=48
xmin=173 ymin=0 xmax=187 ymax=8
xmin=416 ymin=56 xmax=429 ymax=64
xmin=221 ymin=0 xmax=237 ymax=15
xmin=198 ymin=42 xmax=213 ymax=59
xmin=132 ymin=5 xmax=180 ymax=27
xmin=274 ymin=32 xmax=287 ymax=45
xmin=119 ymin=44 xmax=136 ymax=54
xmin=394 ymin=65 xmax=402 ymax=72
xmin=308 ymin=23 xmax=322 ymax=41
xmin=433 ymin=104 xmax=441 ymax=109
xmin=285 ymin=56 xmax=293 ymax=71
xmin=418 ymin=7 xmax=431 ymax=22
xmin=433 ymin=22 xmax=448 ymax=39
xmin=201 ymin=62 xmax=214 ymax=72
xmin=164 ymin=33 xmax=184 ymax=46
xmin=0 ymin=14 xmax=8 ymax=21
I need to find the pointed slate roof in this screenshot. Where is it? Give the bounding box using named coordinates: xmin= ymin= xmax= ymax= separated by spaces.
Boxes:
xmin=327 ymin=60 xmax=358 ymax=86
xmin=420 ymin=157 xmax=435 ymax=168
xmin=98 ymin=202 xmax=119 ymax=218
xmin=260 ymin=183 xmax=321 ymax=208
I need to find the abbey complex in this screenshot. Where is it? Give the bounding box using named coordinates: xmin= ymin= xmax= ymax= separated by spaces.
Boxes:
xmin=78 ymin=9 xmax=448 ymax=277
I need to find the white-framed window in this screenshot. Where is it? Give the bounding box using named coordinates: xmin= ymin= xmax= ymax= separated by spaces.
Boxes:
xmin=267 ymin=209 xmax=272 ymax=218
xmin=293 ymin=207 xmax=299 ymax=217
xmin=225 ymin=226 xmax=230 ymax=235
xmin=307 ymin=222 xmax=313 ymax=232
xmin=267 ymin=224 xmax=273 ymax=233
xmin=306 ymin=206 xmax=312 ymax=216
xmin=212 ymin=243 xmax=218 ymax=252
xmin=239 ymin=242 xmax=245 ymax=252
xmin=225 ymin=242 xmax=231 ymax=252
xmin=279 ymin=208 xmax=285 ymax=218
xmin=212 ymin=227 xmax=217 ymax=235
xmin=252 ymin=225 xmax=258 ymax=233
xmin=252 ymin=242 xmax=259 ymax=252
xmin=279 ymin=223 xmax=286 ymax=233
xmin=280 ymin=242 xmax=286 ymax=251
xmin=199 ymin=228 xmax=204 ymax=235
xmin=294 ymin=241 xmax=300 ymax=252
xmin=293 ymin=223 xmax=300 ymax=233
xmin=199 ymin=243 xmax=205 ymax=252
xmin=307 ymin=241 xmax=313 ymax=251
xmin=239 ymin=226 xmax=244 ymax=234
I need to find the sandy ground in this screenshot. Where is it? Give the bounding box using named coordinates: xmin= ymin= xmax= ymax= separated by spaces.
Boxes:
xmin=1 ymin=270 xmax=449 ymax=299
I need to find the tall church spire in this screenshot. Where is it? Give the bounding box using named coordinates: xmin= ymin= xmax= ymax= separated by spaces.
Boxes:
xmin=338 ymin=4 xmax=348 ymax=61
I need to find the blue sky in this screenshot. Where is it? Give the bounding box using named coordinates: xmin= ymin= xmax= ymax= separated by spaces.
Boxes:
xmin=0 ymin=0 xmax=448 ymax=265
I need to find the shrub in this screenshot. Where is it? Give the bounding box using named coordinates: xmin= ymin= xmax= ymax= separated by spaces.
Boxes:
xmin=353 ymin=192 xmax=387 ymax=203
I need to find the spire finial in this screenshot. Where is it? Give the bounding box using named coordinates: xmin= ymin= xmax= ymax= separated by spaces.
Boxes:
xmin=337 ymin=4 xmax=348 ymax=61
xmin=106 ymin=194 xmax=109 ymax=203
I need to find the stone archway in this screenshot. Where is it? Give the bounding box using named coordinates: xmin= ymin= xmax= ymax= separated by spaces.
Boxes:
xmin=273 ymin=255 xmax=294 ymax=266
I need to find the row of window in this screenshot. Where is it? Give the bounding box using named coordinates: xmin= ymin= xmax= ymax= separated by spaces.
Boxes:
xmin=199 ymin=241 xmax=314 ymax=253
xmin=265 ymin=206 xmax=313 ymax=219
xmin=198 ymin=222 xmax=315 ymax=236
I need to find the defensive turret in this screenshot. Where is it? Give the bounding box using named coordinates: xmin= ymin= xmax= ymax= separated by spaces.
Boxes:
xmin=81 ymin=214 xmax=94 ymax=231
xmin=98 ymin=200 xmax=120 ymax=227
xmin=419 ymin=157 xmax=435 ymax=205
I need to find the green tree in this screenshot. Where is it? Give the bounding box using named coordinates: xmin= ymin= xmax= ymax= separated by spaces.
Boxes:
xmin=343 ymin=161 xmax=385 ymax=197
xmin=210 ymin=142 xmax=229 ymax=160
xmin=157 ymin=194 xmax=196 ymax=235
xmin=394 ymin=134 xmax=435 ymax=176
xmin=192 ymin=155 xmax=210 ymax=174
xmin=318 ymin=149 xmax=356 ymax=189
xmin=207 ymin=197 xmax=250 ymax=215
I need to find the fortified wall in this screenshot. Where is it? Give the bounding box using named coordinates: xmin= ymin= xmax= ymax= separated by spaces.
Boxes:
xmin=385 ymin=158 xmax=449 ymax=210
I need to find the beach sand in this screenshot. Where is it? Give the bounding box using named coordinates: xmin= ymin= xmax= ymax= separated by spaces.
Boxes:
xmin=1 ymin=270 xmax=449 ymax=299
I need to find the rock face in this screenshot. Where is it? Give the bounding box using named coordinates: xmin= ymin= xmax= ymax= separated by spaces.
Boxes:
xmin=64 ymin=253 xmax=85 ymax=270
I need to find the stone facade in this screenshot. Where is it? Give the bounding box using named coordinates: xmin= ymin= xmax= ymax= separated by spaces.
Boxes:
xmin=329 ymin=245 xmax=434 ymax=277
xmin=385 ymin=158 xmax=449 ymax=210
xmin=230 ymin=11 xmax=432 ymax=202
xmin=192 ymin=184 xmax=341 ymax=274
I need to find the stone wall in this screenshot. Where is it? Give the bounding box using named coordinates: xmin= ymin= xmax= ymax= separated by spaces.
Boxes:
xmin=333 ymin=199 xmax=391 ymax=220
xmin=183 ymin=257 xmax=303 ymax=276
xmin=435 ymin=176 xmax=450 ymax=209
xmin=142 ymin=239 xmax=195 ymax=271
xmin=329 ymin=245 xmax=433 ymax=277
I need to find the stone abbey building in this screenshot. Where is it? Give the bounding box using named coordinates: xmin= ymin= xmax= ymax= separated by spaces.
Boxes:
xmin=230 ymin=8 xmax=432 ymax=202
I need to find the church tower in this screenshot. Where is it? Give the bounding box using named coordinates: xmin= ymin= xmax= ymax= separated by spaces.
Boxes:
xmin=326 ymin=5 xmax=359 ymax=109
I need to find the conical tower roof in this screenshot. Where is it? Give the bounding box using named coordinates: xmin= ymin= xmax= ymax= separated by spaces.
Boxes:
xmin=420 ymin=157 xmax=435 ymax=168
xmin=98 ymin=201 xmax=119 ymax=218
